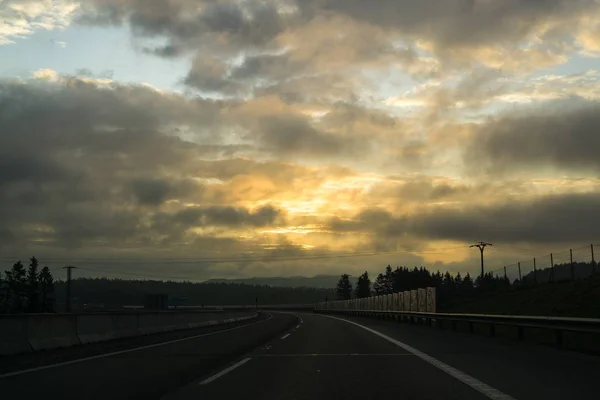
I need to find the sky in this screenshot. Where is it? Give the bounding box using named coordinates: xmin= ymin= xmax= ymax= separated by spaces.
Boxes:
xmin=1 ymin=0 xmax=600 ymax=281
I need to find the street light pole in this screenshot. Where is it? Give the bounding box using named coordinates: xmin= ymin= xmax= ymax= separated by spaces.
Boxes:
xmin=470 ymin=242 xmax=492 ymax=279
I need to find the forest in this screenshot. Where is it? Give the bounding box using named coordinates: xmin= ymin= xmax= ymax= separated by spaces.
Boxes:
xmin=2 ymin=255 xmax=596 ymax=313
xmin=336 ymin=261 xmax=598 ymax=311
xmin=0 ymin=257 xmax=55 ymax=313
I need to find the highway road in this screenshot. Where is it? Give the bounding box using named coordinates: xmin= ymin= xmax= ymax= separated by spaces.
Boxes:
xmin=166 ymin=313 xmax=599 ymax=400
xmin=2 ymin=312 xmax=599 ymax=399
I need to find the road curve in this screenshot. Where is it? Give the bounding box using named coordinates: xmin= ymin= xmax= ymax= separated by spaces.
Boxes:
xmin=166 ymin=313 xmax=497 ymax=400
xmin=3 ymin=311 xmax=598 ymax=400
xmin=165 ymin=312 xmax=600 ymax=400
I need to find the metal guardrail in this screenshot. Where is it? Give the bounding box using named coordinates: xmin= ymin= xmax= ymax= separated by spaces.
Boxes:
xmin=315 ymin=309 xmax=600 ymax=348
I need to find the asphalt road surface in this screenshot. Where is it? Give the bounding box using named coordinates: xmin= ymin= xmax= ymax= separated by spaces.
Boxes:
xmin=1 ymin=312 xmax=296 ymax=400
xmin=165 ymin=313 xmax=600 ymax=400
xmin=2 ymin=312 xmax=599 ymax=400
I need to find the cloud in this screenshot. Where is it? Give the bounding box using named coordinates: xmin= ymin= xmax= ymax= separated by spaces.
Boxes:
xmin=0 ymin=0 xmax=79 ymax=45
xmin=257 ymin=114 xmax=358 ymax=158
xmin=465 ymin=100 xmax=600 ymax=174
xmin=78 ymin=0 xmax=292 ymax=55
xmin=330 ymin=191 xmax=600 ymax=245
xmin=51 ymin=38 xmax=67 ymax=48
xmin=0 ymin=73 xmax=229 ymax=250
xmin=6 ymin=0 xmax=600 ymax=279
xmin=130 ymin=177 xmax=202 ymax=206
xmin=303 ymin=0 xmax=595 ymax=56
xmin=0 ymin=73 xmax=352 ymax=256
xmin=171 ymin=204 xmax=283 ymax=228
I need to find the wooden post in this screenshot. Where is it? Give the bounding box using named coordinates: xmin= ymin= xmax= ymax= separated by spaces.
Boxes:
xmin=533 ymin=258 xmax=537 ymax=284
xmin=518 ymin=262 xmax=522 ymax=283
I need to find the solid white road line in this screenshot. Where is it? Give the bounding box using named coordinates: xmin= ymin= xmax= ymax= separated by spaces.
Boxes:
xmin=280 ymin=333 xmax=291 ymax=339
xmin=0 ymin=314 xmax=273 ymax=379
xmin=199 ymin=358 xmax=252 ymax=385
xmin=322 ymin=315 xmax=515 ymax=400
xmin=295 ymin=325 xmax=300 ymax=329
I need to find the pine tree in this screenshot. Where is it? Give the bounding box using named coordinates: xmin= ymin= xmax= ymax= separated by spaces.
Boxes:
xmin=454 ymin=272 xmax=463 ymax=288
xmin=27 ymin=256 xmax=40 ymax=312
xmin=383 ymin=265 xmax=394 ymax=294
xmin=0 ymin=271 xmax=6 ymax=313
xmin=354 ymin=271 xmax=371 ymax=298
xmin=336 ymin=274 xmax=353 ymax=300
xmin=5 ymin=261 xmax=27 ymax=313
xmin=443 ymin=271 xmax=455 ymax=288
xmin=373 ymin=273 xmax=386 ymax=295
xmin=39 ymin=266 xmax=55 ymax=312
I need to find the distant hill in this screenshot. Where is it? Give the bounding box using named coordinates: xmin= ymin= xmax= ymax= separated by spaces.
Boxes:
xmin=53 ymin=278 xmax=336 ymax=310
xmin=204 ymin=275 xmax=351 ymax=289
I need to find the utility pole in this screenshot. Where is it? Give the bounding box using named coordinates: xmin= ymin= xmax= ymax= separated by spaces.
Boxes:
xmin=63 ymin=266 xmax=76 ymax=313
xmin=470 ymin=242 xmax=492 ymax=279
xmin=592 ymin=244 xmax=596 ymax=274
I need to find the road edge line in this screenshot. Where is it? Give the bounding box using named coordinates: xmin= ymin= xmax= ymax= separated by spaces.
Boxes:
xmin=321 ymin=314 xmax=515 ymax=400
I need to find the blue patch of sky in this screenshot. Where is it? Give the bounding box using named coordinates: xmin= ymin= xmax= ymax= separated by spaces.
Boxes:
xmin=0 ymin=25 xmax=192 ymax=92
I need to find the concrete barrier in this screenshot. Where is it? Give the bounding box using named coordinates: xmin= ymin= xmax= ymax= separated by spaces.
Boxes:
xmin=0 ymin=311 xmax=258 ymax=356
xmin=78 ymin=314 xmax=117 ymax=344
xmin=28 ymin=314 xmax=79 ymax=351
xmin=0 ymin=317 xmax=32 ymax=355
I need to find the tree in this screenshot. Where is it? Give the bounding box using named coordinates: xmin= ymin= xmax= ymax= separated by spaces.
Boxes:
xmin=443 ymin=271 xmax=455 ymax=288
xmin=454 ymin=272 xmax=463 ymax=288
xmin=373 ymin=273 xmax=386 ymax=295
xmin=27 ymin=256 xmax=40 ymax=312
xmin=383 ymin=265 xmax=394 ymax=293
xmin=0 ymin=271 xmax=6 ymax=313
xmin=461 ymin=273 xmax=474 ymax=291
xmin=5 ymin=261 xmax=27 ymax=313
xmin=354 ymin=271 xmax=371 ymax=298
xmin=336 ymin=274 xmax=353 ymax=300
xmin=39 ymin=266 xmax=55 ymax=313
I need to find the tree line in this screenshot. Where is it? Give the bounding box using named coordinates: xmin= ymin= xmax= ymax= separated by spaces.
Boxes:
xmin=0 ymin=257 xmax=55 ymax=313
xmin=337 ymin=265 xmax=520 ymax=311
xmin=51 ymin=277 xmax=336 ymax=309
xmin=336 ymin=260 xmax=598 ymax=311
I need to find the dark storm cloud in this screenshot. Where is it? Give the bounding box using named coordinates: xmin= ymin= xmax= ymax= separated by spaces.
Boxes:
xmin=173 ymin=204 xmax=283 ymax=227
xmin=410 ymin=192 xmax=600 ymax=243
xmin=0 ymin=76 xmax=231 ymax=250
xmin=301 ymin=0 xmax=593 ymax=49
xmin=79 ymin=0 xmax=595 ymax=52
xmin=79 ymin=0 xmax=292 ymax=54
xmin=258 ymin=115 xmax=345 ymax=156
xmin=130 ymin=178 xmax=202 ymax=206
xmin=329 ymin=192 xmax=600 ymax=244
xmin=465 ymin=101 xmax=600 ymax=173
